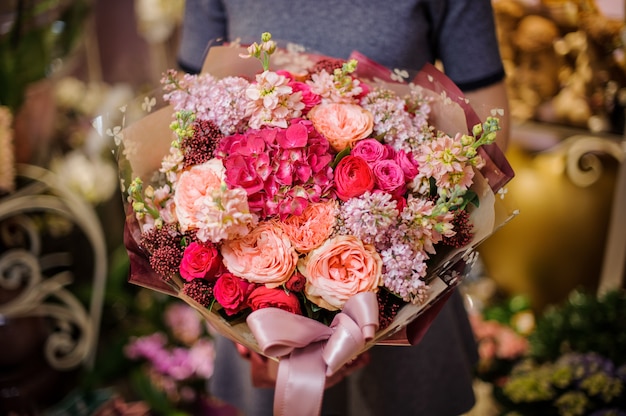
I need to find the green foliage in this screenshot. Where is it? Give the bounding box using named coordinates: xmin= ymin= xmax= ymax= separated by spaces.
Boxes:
xmin=0 ymin=0 xmax=90 ymax=111
xmin=492 ymin=289 xmax=626 ymax=415
xmin=528 ymin=289 xmax=626 ymax=366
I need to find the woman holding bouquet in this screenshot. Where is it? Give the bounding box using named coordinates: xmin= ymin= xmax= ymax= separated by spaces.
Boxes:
xmin=176 ymin=0 xmax=509 ymax=415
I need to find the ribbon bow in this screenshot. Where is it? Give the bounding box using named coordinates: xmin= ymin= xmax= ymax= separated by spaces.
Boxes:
xmin=246 ymin=291 xmax=379 ymax=416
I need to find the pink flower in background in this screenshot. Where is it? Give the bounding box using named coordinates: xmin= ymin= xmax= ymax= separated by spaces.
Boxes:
xmin=164 ymin=303 xmax=204 ymax=346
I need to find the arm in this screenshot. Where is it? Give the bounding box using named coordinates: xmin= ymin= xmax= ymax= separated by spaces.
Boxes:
xmin=177 ymin=0 xmax=227 ymax=73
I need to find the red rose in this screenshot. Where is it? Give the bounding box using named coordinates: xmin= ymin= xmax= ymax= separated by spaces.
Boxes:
xmin=285 ymin=272 xmax=306 ymax=293
xmin=333 ymin=155 xmax=375 ymax=201
xmin=213 ymin=273 xmax=252 ymax=315
xmin=179 ymin=242 xmax=222 ymax=282
xmin=248 ymin=286 xmax=302 ymax=315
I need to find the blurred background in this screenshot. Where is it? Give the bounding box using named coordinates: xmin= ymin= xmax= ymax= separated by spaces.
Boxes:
xmin=0 ymin=0 xmax=625 ymax=415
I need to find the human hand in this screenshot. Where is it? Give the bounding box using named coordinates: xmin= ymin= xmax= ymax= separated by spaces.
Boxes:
xmin=235 ymin=343 xmax=370 ymax=389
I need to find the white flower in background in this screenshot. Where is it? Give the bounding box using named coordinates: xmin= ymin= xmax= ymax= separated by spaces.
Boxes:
xmin=51 ymin=150 xmax=118 ymax=205
xmin=134 ymin=0 xmax=185 ymax=44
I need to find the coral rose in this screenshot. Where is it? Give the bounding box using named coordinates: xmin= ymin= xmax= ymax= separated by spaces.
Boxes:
xmin=248 ymin=285 xmax=302 ymax=315
xmin=275 ymin=200 xmax=337 ymax=252
xmin=213 ymin=272 xmax=252 ymax=316
xmin=299 ymin=235 xmax=382 ymax=311
xmin=221 ymin=221 xmax=298 ymax=288
xmin=308 ymin=103 xmax=373 ymax=152
xmin=333 ymin=155 xmax=375 ymax=201
xmin=179 ymin=242 xmax=222 ymax=282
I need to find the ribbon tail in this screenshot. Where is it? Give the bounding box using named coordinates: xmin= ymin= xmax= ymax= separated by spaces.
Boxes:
xmin=274 ymin=342 xmax=327 ymax=416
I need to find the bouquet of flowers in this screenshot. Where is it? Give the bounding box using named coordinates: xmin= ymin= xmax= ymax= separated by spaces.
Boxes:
xmin=111 ymin=33 xmax=515 ymax=415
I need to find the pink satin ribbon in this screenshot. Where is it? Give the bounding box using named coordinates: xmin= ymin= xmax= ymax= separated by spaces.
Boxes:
xmin=247 ymin=291 xmax=379 ymax=416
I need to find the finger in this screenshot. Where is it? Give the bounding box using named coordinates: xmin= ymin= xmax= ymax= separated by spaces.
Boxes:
xmin=235 ymin=343 xmax=252 ymax=360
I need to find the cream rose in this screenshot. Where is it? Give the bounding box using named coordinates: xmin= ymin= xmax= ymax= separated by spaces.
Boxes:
xmin=299 ymin=235 xmax=382 ymax=311
xmin=307 ymin=103 xmax=374 ymax=152
xmin=221 ymin=221 xmax=298 ymax=288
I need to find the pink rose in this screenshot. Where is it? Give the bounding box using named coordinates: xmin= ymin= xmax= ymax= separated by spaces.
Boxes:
xmin=394 ymin=150 xmax=419 ymax=181
xmin=372 ymin=160 xmax=406 ymax=197
xmin=299 ymin=235 xmax=382 ymax=311
xmin=351 ymin=139 xmax=389 ymax=165
xmin=179 ymin=242 xmax=222 ymax=282
xmin=333 ymin=155 xmax=375 ymax=201
xmin=213 ymin=273 xmax=252 ymax=316
xmin=308 ymin=103 xmax=373 ymax=152
xmin=221 ymin=221 xmax=298 ymax=288
xmin=248 ymin=285 xmax=302 ymax=315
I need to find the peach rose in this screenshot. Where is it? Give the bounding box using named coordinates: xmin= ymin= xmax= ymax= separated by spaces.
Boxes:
xmin=299 ymin=235 xmax=382 ymax=311
xmin=275 ymin=200 xmax=337 ymax=253
xmin=173 ymin=158 xmax=257 ymax=243
xmin=308 ymin=103 xmax=373 ymax=152
xmin=221 ymin=221 xmax=298 ymax=288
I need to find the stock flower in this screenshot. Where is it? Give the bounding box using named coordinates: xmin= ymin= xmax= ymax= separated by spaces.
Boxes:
xmin=246 ymin=70 xmax=305 ymax=129
xmin=299 ymin=235 xmax=382 ymax=311
xmin=173 ymin=158 xmax=257 ymax=243
xmin=415 ymin=133 xmax=475 ymax=192
xmin=248 ymin=285 xmax=302 ymax=314
xmin=163 ymin=72 xmax=250 ymax=135
xmin=221 ymin=221 xmax=298 ymax=288
xmin=213 ymin=272 xmax=252 ymax=315
xmin=288 ymin=80 xmax=321 ymax=113
xmin=179 ymin=242 xmax=222 ymax=282
xmin=308 ymin=102 xmax=373 ymax=152
xmin=333 ymin=155 xmax=375 ymax=201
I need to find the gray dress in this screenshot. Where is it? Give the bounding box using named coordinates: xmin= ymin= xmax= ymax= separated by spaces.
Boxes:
xmin=177 ymin=1 xmax=505 ymax=414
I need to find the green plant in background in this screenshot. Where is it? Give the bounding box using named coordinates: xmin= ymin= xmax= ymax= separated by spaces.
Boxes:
xmin=494 ymin=289 xmax=626 ymax=416
xmin=0 ymin=0 xmax=91 ymax=112
xmin=528 ymin=290 xmax=626 ymax=367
